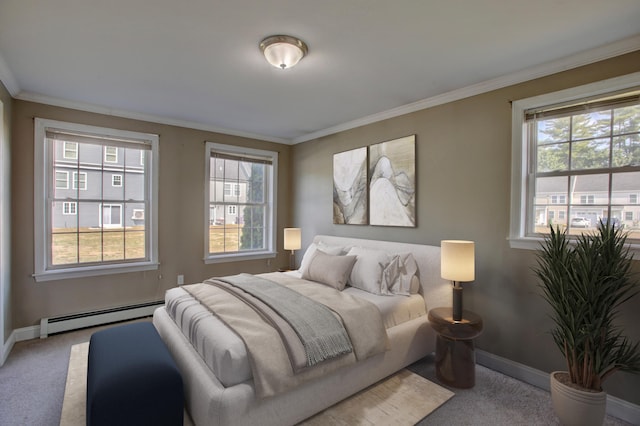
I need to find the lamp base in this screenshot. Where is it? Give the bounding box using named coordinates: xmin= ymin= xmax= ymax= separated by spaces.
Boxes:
xmin=289 ymin=251 xmax=296 ymax=271
xmin=452 ymin=285 xmax=463 ymax=322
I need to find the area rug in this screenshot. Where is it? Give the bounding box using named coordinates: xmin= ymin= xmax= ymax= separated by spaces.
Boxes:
xmin=61 ymin=342 xmax=453 ymax=426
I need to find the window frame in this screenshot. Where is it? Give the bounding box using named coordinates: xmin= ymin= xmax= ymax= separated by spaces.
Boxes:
xmin=63 ymin=141 xmax=78 ymax=159
xmin=204 ymin=142 xmax=277 ymax=264
xmin=509 ymin=72 xmax=640 ymax=253
xmin=104 ymin=146 xmax=118 ymax=163
xmin=55 ymin=170 xmax=69 ymax=189
xmin=33 ymin=118 xmax=159 ymax=282
xmin=62 ymin=201 xmax=77 ymax=215
xmin=72 ymin=171 xmax=87 ymax=190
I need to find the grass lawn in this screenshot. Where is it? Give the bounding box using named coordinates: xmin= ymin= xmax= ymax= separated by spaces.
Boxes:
xmin=51 ymin=226 xmax=146 ymax=265
xmin=209 ymin=224 xmax=241 ymax=253
xmin=51 ymin=224 xmax=265 ymax=264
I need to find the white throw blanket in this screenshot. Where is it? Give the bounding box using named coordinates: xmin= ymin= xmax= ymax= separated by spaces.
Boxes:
xmin=182 ymin=272 xmax=388 ymax=398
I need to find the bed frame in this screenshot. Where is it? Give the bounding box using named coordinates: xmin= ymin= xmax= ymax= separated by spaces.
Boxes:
xmin=153 ymin=235 xmax=451 ymax=426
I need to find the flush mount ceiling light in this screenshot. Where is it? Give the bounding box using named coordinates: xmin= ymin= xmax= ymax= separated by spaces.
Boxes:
xmin=259 ymin=35 xmax=308 ymax=70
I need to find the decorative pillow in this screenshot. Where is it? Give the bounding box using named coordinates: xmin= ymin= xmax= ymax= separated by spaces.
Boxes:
xmin=347 ymin=246 xmax=398 ymax=295
xmin=299 ymin=242 xmax=346 ymax=273
xmin=386 ymin=252 xmax=420 ymax=296
xmin=301 ymin=250 xmax=356 ymax=290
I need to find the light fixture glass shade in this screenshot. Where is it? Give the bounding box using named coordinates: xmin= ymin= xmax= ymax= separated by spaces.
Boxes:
xmin=284 ymin=228 xmax=302 ymax=250
xmin=260 ymin=35 xmax=308 ymax=70
xmin=441 ymin=240 xmax=475 ymax=282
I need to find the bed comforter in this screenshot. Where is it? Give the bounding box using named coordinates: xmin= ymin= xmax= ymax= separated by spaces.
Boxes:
xmin=177 ymin=272 xmax=388 ymax=398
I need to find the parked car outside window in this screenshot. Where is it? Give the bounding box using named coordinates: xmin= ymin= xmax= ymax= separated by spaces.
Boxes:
xmin=570 ymin=217 xmax=590 ymax=228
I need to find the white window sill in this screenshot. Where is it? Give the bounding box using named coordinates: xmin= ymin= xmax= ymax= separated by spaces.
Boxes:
xmin=33 ymin=261 xmax=159 ymax=282
xmin=204 ymin=251 xmax=276 ymax=264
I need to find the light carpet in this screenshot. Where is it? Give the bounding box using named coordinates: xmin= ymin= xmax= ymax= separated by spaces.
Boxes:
xmin=62 ymin=342 xmax=453 ymax=426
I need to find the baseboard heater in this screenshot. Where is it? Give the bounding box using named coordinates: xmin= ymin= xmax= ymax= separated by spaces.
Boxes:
xmin=40 ymin=301 xmax=164 ymax=338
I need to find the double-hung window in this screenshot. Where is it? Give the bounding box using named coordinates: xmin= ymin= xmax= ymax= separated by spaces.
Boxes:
xmin=510 ymin=72 xmax=640 ymax=249
xmin=204 ymin=142 xmax=277 ymax=263
xmin=34 ymin=118 xmax=159 ymax=281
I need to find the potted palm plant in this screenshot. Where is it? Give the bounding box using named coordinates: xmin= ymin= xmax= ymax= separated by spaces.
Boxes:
xmin=534 ymin=221 xmax=640 ymax=426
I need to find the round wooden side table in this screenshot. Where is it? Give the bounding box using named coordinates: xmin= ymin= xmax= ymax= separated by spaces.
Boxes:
xmin=427 ymin=307 xmax=483 ymax=389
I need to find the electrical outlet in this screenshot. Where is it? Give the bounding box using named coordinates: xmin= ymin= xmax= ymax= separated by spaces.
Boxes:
xmin=177 ymin=274 xmax=184 ymax=285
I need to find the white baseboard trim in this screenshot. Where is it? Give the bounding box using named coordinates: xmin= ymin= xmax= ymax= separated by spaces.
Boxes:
xmin=14 ymin=325 xmax=40 ymax=342
xmin=477 ymin=350 xmax=640 ymax=425
xmin=1 ymin=330 xmax=16 ymax=366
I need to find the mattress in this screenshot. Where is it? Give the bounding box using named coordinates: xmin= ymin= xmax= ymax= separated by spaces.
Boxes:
xmin=164 ymin=276 xmax=427 ymax=387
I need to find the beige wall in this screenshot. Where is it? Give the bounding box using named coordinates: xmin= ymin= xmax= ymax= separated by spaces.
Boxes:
xmin=291 ymin=51 xmax=640 ymax=404
xmin=10 ymin=101 xmax=292 ymax=329
xmin=0 ymin=80 xmax=11 ymax=348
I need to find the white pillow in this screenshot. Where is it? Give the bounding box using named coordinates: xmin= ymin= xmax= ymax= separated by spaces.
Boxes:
xmin=385 ymin=252 xmax=420 ymax=296
xmin=301 ymin=250 xmax=357 ymax=290
xmin=347 ymin=246 xmax=397 ymax=295
xmin=299 ymin=242 xmax=345 ymax=273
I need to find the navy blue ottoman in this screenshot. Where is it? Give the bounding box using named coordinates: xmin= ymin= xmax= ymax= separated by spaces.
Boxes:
xmin=87 ymin=322 xmax=184 ymax=426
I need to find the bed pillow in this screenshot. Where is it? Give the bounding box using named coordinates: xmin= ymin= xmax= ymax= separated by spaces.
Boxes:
xmin=385 ymin=252 xmax=420 ymax=296
xmin=299 ymin=242 xmax=346 ymax=273
xmin=347 ymin=246 xmax=399 ymax=295
xmin=301 ymin=250 xmax=357 ymax=290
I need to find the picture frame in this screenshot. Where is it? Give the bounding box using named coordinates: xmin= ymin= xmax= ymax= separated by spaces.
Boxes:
xmin=368 ymin=135 xmax=416 ymax=227
xmin=333 ymin=147 xmax=368 ymax=224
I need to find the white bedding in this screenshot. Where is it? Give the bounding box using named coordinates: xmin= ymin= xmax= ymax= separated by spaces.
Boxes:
xmin=154 ymin=235 xmax=451 ymax=426
xmin=165 ymin=276 xmax=426 ymax=387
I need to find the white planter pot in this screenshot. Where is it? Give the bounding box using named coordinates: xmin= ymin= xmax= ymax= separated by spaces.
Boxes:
xmin=550 ymin=371 xmax=606 ymax=426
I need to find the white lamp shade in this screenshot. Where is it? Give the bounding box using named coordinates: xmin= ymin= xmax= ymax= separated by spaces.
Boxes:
xmin=284 ymin=228 xmax=301 ymax=250
xmin=441 ymin=240 xmax=475 ymax=282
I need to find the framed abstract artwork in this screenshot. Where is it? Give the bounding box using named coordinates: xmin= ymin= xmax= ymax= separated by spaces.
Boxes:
xmin=368 ymin=135 xmax=416 ymax=227
xmin=333 ymin=147 xmax=368 ymax=224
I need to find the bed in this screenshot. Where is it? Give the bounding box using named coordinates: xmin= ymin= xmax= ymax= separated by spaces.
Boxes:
xmin=153 ymin=235 xmax=451 ymax=426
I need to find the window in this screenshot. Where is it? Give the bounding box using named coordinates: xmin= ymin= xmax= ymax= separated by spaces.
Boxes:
xmin=63 ymin=142 xmax=77 ymax=159
xmin=104 ymin=146 xmax=118 ymax=163
xmin=224 ymin=183 xmax=241 ymax=197
xmin=62 ymin=202 xmax=76 ymax=215
xmin=205 ymin=142 xmax=277 ymax=263
xmin=510 ymin=72 xmax=640 ymax=250
xmin=34 ymin=118 xmax=159 ymax=281
xmin=55 ymin=171 xmax=69 ymax=189
xmin=72 ymin=172 xmax=87 ymax=190
xmin=625 ymin=211 xmax=634 ymax=221
xmin=630 ymin=194 xmax=638 ymax=204
xmin=580 ymin=195 xmax=595 ymax=204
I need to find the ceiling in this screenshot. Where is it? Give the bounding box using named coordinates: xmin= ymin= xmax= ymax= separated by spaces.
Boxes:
xmin=0 ymin=1 xmax=639 ymax=144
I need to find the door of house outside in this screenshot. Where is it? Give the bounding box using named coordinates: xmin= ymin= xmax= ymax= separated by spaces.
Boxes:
xmin=101 ymin=204 xmax=122 ymax=228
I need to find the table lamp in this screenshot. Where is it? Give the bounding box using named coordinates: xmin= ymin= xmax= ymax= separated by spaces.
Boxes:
xmin=284 ymin=228 xmax=301 ymax=270
xmin=441 ymin=240 xmax=475 ymax=322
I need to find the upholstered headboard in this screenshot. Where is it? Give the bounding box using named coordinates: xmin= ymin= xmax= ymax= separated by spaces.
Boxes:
xmin=312 ymin=235 xmax=451 ymax=311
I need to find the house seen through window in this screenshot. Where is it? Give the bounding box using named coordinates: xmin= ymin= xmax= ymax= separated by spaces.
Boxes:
xmin=205 ymin=142 xmax=277 ymax=263
xmin=34 ymin=118 xmax=159 ymax=281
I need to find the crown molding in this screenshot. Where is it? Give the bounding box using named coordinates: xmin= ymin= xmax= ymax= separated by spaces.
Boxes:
xmin=292 ymin=34 xmax=640 ymax=144
xmin=14 ymin=92 xmax=290 ymax=145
